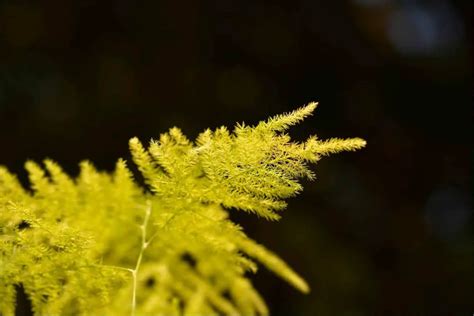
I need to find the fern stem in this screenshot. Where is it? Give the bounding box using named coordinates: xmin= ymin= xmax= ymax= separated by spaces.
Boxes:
xmin=92 ymin=264 xmax=134 ymax=274
xmin=131 ymin=200 xmax=152 ymax=316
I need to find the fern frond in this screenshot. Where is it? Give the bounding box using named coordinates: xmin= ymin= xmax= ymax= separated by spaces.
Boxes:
xmin=257 ymin=102 xmax=318 ymax=132
xmin=231 ymin=278 xmax=269 ymax=316
xmin=43 ymin=159 xmax=74 ymax=188
xmin=0 ymin=166 xmax=25 ymax=196
xmin=0 ymin=102 xmax=365 ymax=316
xmin=129 ymin=137 xmax=168 ymax=189
xmin=24 ymin=161 xmax=51 ymax=196
xmin=306 ymin=136 xmax=367 ymax=156
xmin=236 ymin=236 xmax=310 ymax=294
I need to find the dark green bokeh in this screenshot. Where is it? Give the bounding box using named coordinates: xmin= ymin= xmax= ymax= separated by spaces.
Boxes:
xmin=1 ymin=1 xmax=472 ymax=315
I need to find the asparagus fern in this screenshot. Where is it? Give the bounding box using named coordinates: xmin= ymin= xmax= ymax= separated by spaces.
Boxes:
xmin=0 ymin=102 xmax=365 ymax=315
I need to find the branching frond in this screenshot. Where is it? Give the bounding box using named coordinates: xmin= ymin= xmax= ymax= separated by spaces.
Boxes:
xmin=0 ymin=103 xmax=365 ymax=316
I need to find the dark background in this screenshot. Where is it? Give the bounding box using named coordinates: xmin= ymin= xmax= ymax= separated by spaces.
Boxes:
xmin=1 ymin=0 xmax=472 ymax=315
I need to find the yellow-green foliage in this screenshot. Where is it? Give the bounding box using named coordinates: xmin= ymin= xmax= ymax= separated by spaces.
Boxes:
xmin=0 ymin=103 xmax=365 ymax=316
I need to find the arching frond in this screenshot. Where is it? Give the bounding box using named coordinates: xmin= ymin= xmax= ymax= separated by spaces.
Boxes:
xmin=0 ymin=103 xmax=365 ymax=315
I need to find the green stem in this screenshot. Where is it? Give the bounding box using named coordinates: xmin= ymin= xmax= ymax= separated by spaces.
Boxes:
xmin=131 ymin=200 xmax=152 ymax=316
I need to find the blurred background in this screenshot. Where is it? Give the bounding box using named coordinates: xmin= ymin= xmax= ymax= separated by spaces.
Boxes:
xmin=0 ymin=0 xmax=472 ymax=315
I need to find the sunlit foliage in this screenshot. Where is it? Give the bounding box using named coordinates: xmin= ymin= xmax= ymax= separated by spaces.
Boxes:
xmin=0 ymin=103 xmax=365 ymax=315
